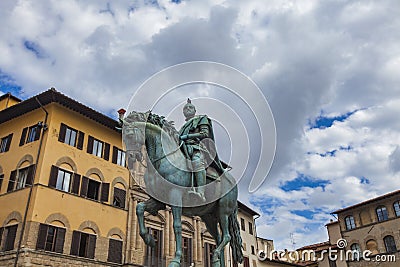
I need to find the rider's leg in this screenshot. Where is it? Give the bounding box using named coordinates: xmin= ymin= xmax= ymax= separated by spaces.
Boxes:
xmin=192 ymin=151 xmax=206 ymax=202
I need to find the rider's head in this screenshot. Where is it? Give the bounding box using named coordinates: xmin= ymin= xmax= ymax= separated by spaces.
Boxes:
xmin=183 ymin=98 xmax=196 ymax=120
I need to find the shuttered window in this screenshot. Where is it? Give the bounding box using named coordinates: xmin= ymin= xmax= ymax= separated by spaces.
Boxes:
xmin=0 ymin=133 xmax=13 ymax=153
xmin=248 ymin=222 xmax=253 ymax=235
xmin=3 ymin=224 xmax=18 ymax=251
xmin=7 ymin=165 xmax=35 ymax=192
xmin=112 ymin=146 xmax=126 ymax=167
xmin=70 ymin=231 xmax=96 ymax=259
xmin=80 ymin=177 xmax=109 ymax=202
xmin=49 ymin=166 xmax=81 ymax=194
xmin=113 ymin=188 xmax=126 ymax=209
xmin=36 ymin=223 xmax=66 ymax=253
xmin=20 ymin=124 xmax=41 ymax=146
xmin=107 ymin=238 xmax=123 ymax=263
xmin=58 ymin=123 xmax=84 ymax=149
xmin=240 ymin=218 xmax=245 ymax=231
xmin=87 ymin=136 xmax=110 ymax=160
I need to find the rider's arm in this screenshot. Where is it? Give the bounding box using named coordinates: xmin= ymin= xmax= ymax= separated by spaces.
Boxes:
xmin=180 ymin=124 xmax=209 ymax=141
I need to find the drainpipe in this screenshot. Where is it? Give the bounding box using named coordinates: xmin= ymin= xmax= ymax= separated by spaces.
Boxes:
xmin=254 ymin=214 xmax=260 ymax=252
xmin=14 ymin=97 xmax=48 ymax=267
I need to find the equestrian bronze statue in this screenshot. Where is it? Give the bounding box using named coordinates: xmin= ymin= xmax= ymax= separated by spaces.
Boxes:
xmin=120 ymin=101 xmax=243 ymax=267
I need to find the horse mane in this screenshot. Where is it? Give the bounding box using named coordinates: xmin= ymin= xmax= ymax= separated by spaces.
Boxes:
xmin=125 ymin=111 xmax=180 ymax=143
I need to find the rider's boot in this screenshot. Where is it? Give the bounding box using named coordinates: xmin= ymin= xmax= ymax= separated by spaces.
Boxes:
xmin=195 ymin=169 xmax=206 ymax=203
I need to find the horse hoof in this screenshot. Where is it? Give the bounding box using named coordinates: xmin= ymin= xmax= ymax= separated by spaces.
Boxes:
xmin=168 ymin=259 xmax=181 ymax=267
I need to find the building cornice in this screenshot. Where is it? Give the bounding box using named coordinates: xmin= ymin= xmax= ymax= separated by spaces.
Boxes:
xmin=0 ymin=88 xmax=120 ymax=133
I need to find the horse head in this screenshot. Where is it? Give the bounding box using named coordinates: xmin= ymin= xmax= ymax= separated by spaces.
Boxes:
xmin=121 ymin=111 xmax=150 ymax=165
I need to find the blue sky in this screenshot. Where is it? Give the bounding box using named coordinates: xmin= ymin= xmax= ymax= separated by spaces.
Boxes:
xmin=1 ymin=0 xmax=400 ymax=250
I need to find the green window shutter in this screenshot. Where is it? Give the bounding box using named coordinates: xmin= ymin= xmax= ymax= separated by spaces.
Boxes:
xmin=49 ymin=166 xmax=59 ymax=188
xmin=71 ymin=173 xmax=81 ymax=194
xmin=112 ymin=146 xmax=118 ymax=163
xmin=58 ymin=123 xmax=67 ymax=142
xmin=36 ymin=223 xmax=48 ymax=250
xmin=77 ymin=131 xmax=84 ymax=150
xmin=4 ymin=225 xmax=18 ymax=251
xmin=80 ymin=176 xmax=89 ymax=197
xmin=87 ymin=234 xmax=97 ymax=259
xmin=7 ymin=170 xmax=17 ymax=192
xmin=87 ymin=136 xmax=94 ymax=154
xmin=19 ymin=127 xmax=28 ymax=146
xmin=34 ymin=126 xmax=41 ymax=141
xmin=54 ymin=227 xmax=66 ymax=253
xmin=103 ymin=143 xmax=110 ymax=160
xmin=101 ymin=183 xmax=110 ymax=202
xmin=70 ymin=231 xmax=80 ymax=256
xmin=26 ymin=164 xmax=35 ymax=186
xmin=108 ymin=239 xmax=123 ymax=263
xmin=4 ymin=133 xmax=13 ymax=151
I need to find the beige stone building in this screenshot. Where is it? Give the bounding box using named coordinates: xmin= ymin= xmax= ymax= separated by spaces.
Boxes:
xmin=295 ymin=189 xmax=400 ymax=267
xmin=0 ymin=89 xmax=296 ymax=267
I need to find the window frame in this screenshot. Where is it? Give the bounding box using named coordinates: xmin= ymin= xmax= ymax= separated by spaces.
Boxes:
xmin=248 ymin=221 xmax=253 ymax=235
xmin=376 ymin=206 xmax=389 ymax=222
xmin=55 ymin=168 xmax=72 ymax=192
xmin=0 ymin=133 xmax=13 ymax=153
xmin=345 ymin=215 xmax=356 ymax=230
xmin=350 ymin=243 xmax=362 ymax=261
xmin=384 ymin=235 xmax=397 ymax=253
xmin=65 ymin=127 xmax=77 ymax=147
xmin=240 ymin=218 xmax=245 ymax=231
xmin=393 ymin=201 xmax=400 ymax=217
xmin=70 ymin=230 xmax=96 ymax=259
xmin=58 ymin=123 xmax=84 ymax=149
xmin=87 ymin=136 xmax=110 ymax=160
xmin=112 ymin=146 xmax=126 ymax=167
xmin=7 ymin=165 xmax=35 ymax=192
xmin=80 ymin=176 xmax=109 ymax=202
xmin=49 ymin=165 xmax=81 ymax=195
xmin=113 ymin=187 xmax=126 ymax=209
xmin=108 ymin=238 xmax=123 ymax=263
xmin=20 ymin=124 xmax=41 ymax=146
xmin=36 ymin=223 xmax=66 ymax=253
xmin=16 ymin=166 xmax=30 ymax=190
xmin=26 ymin=125 xmax=40 ymax=143
xmin=182 ymin=236 xmax=193 ymax=267
xmin=2 ymin=224 xmax=18 ymax=251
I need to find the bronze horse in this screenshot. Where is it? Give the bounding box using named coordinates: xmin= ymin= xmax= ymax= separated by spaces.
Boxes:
xmin=122 ymin=112 xmax=243 ymax=267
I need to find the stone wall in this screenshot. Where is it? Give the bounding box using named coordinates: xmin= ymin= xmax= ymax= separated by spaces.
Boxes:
xmin=0 ymin=249 xmax=142 ymax=267
xmin=348 ymin=252 xmax=400 ymax=267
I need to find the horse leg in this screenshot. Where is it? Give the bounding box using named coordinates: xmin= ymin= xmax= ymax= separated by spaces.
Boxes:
xmin=201 ymin=214 xmax=224 ymax=267
xmin=169 ymin=205 xmax=183 ymax=267
xmin=136 ymin=198 xmax=164 ymax=247
xmin=212 ymin=214 xmax=231 ymax=267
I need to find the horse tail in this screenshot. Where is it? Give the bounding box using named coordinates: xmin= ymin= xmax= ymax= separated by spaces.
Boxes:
xmin=228 ymin=205 xmax=243 ymax=264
